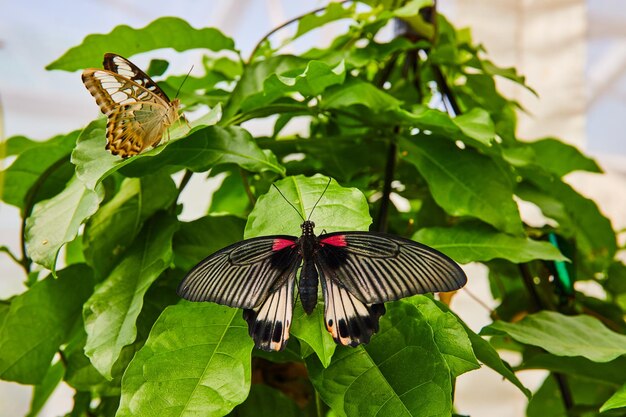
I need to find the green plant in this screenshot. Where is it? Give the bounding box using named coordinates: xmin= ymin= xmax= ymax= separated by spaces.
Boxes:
xmin=1 ymin=1 xmax=625 ymax=416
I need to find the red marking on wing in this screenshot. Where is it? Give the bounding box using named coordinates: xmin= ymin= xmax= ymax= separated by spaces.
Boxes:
xmin=272 ymin=238 xmax=296 ymax=251
xmin=320 ymin=235 xmax=347 ymax=247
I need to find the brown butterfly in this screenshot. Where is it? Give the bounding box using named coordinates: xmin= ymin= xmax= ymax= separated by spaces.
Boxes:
xmin=82 ymin=53 xmax=181 ymax=158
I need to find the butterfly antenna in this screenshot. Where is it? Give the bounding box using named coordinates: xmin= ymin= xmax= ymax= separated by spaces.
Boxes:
xmin=272 ymin=184 xmax=306 ymax=222
xmin=308 ymin=177 xmax=332 ymax=221
xmin=175 ymin=65 xmax=194 ymax=99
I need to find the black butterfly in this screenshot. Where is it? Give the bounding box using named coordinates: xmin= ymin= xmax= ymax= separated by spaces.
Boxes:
xmin=177 ymin=184 xmax=467 ymax=351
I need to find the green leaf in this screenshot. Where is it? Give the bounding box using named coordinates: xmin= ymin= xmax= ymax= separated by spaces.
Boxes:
xmin=405 ymin=297 xmax=479 ymax=377
xmin=400 ymin=137 xmax=523 ymax=234
xmin=294 ymin=2 xmax=356 ymax=39
xmin=245 ymin=174 xmax=371 ymax=238
xmin=433 ymin=301 xmax=531 ymax=398
xmin=119 ymin=125 xmax=285 ymax=177
xmin=601 ymin=383 xmax=626 ymax=413
xmin=321 ymin=79 xmax=402 ymax=114
xmin=229 ymin=384 xmax=301 ymax=417
xmin=73 ymin=107 xmax=222 ymax=191
xmin=48 ymin=17 xmax=236 ymax=71
xmin=452 ymin=108 xmax=495 ymax=146
xmin=308 ymin=302 xmax=452 ymax=417
xmin=83 ymin=174 xmax=177 ymax=277
xmin=1 ymin=131 xmax=78 ymax=210
xmin=520 ymin=354 xmax=626 ymax=387
xmin=0 ymin=264 xmax=94 ymax=384
xmin=117 ymin=303 xmax=254 ymax=417
xmin=173 ymin=215 xmax=246 ymax=271
xmin=517 ymin=172 xmax=617 ymax=270
xmin=413 ymin=222 xmax=568 ymax=263
xmin=207 ymin=171 xmax=251 ymax=217
xmin=241 ymin=60 xmax=346 ymax=111
xmin=505 ymin=138 xmax=602 ymax=177
xmin=224 ymin=55 xmax=308 ymax=120
xmin=484 ymin=311 xmax=626 ymax=362
xmin=291 ymin=301 xmax=336 ymax=367
xmin=526 ymin=376 xmax=566 ymax=417
xmin=25 ymin=175 xmax=104 ymax=271
xmin=83 ymin=214 xmax=179 ymax=379
xmin=27 ymin=361 xmax=65 ymax=417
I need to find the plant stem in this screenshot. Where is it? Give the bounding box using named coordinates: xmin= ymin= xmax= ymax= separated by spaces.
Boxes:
xmin=315 ymin=390 xmax=324 ymax=417
xmin=239 ymin=168 xmax=256 ymax=206
xmin=248 ymin=0 xmax=353 ymax=63
xmin=376 ymin=139 xmax=397 ymax=233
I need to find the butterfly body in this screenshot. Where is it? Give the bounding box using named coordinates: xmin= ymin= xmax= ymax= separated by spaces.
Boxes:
xmin=82 ymin=53 xmax=181 ymax=158
xmin=178 ymin=219 xmax=467 ymax=351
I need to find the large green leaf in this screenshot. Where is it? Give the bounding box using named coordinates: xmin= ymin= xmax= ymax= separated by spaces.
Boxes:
xmin=484 ymin=311 xmax=626 ymax=362
xmin=48 ymin=17 xmax=236 ymax=71
xmin=72 ymin=107 xmax=222 ymax=190
xmin=25 ymin=175 xmax=104 ymax=271
xmin=83 ymin=174 xmax=177 ymax=277
xmin=245 ymin=174 xmax=371 ymax=238
xmin=401 ymin=137 xmax=522 ymax=234
xmin=83 ymin=214 xmax=179 ymax=379
xmin=117 ymin=303 xmax=254 ymax=417
xmin=405 ymin=297 xmax=479 ymax=377
xmin=413 ymin=222 xmax=567 ymax=263
xmin=173 ymin=215 xmax=246 ymax=271
xmin=0 ymin=264 xmax=94 ymax=384
xmin=245 ymin=175 xmax=370 ymax=361
xmin=1 ymin=131 xmax=78 ymax=210
xmin=118 ymin=125 xmax=285 ymax=177
xmin=308 ymin=302 xmax=452 ymax=417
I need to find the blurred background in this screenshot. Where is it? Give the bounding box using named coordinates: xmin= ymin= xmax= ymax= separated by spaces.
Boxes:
xmin=1 ymin=0 xmax=625 ymax=416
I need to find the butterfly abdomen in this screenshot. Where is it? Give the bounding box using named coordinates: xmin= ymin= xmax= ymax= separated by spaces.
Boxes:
xmin=299 ymin=260 xmax=318 ymax=314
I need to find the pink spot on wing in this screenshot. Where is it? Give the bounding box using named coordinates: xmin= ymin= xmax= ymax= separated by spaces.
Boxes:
xmin=320 ymin=235 xmax=347 ymax=247
xmin=273 ymin=238 xmax=296 ymax=251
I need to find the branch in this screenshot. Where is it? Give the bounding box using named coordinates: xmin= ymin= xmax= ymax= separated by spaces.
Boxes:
xmin=248 ymin=0 xmax=353 ymax=63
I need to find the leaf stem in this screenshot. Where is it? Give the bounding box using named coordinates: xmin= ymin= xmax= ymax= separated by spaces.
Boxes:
xmin=239 ymin=168 xmax=256 ymax=206
xmin=174 ymin=169 xmax=194 ymax=210
xmin=0 ymin=245 xmax=22 ymax=266
xmin=315 ymin=389 xmax=324 ymax=417
xmin=248 ymin=0 xmax=353 ymax=63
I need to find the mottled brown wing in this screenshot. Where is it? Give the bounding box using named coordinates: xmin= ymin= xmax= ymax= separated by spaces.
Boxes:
xmin=102 ymin=53 xmax=172 ymax=102
xmin=82 ymin=68 xmax=180 ymax=157
xmin=106 ymin=102 xmax=172 ymax=157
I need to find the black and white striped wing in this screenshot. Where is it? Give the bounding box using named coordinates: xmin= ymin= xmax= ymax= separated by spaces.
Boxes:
xmin=316 ymin=232 xmax=467 ymax=304
xmin=103 ymin=53 xmax=172 ymax=102
xmin=316 ymin=258 xmax=386 ymax=347
xmin=177 ymin=236 xmax=302 ymax=351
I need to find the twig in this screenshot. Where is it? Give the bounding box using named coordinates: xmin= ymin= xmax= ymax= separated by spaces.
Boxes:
xmin=247 ymin=0 xmax=353 ymax=63
xmin=239 ymin=168 xmax=256 ymax=206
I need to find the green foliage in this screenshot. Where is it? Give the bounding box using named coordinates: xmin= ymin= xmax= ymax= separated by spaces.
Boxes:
xmin=1 ymin=2 xmax=624 ymax=417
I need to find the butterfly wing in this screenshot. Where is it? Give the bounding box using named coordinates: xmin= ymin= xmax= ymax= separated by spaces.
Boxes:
xmin=102 ymin=53 xmax=172 ymax=102
xmin=178 ymin=236 xmax=302 ymax=351
xmin=82 ymin=60 xmax=180 ymax=157
xmin=106 ymin=102 xmax=171 ymax=157
xmin=314 ymin=231 xmax=466 ymax=346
